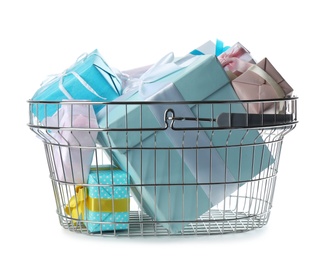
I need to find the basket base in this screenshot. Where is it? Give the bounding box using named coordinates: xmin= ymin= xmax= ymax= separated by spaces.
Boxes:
xmin=59 ymin=209 xmax=270 ymax=237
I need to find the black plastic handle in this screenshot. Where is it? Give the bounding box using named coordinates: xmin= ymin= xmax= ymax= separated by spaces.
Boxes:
xmin=216 ymin=113 xmax=294 ymax=128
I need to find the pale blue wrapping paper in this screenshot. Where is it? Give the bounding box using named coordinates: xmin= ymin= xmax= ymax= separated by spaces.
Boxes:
xmin=96 ymin=53 xmax=274 ymax=233
xmin=31 ymin=49 xmax=122 ymax=122
xmin=86 ymin=166 xmax=129 ymax=233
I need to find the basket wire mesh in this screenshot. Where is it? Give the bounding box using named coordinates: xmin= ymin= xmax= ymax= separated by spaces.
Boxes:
xmin=28 ymin=97 xmax=297 ymax=237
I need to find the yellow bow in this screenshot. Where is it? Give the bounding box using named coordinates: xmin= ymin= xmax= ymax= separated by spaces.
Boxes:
xmin=64 ymin=186 xmax=86 ymax=224
xmin=64 ymin=185 xmax=130 ymax=225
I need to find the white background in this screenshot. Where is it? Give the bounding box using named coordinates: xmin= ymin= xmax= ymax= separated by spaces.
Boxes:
xmin=1 ymin=0 xmax=326 ymax=259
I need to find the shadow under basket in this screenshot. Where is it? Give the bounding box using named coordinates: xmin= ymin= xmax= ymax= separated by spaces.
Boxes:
xmin=28 ymin=97 xmax=298 ymax=237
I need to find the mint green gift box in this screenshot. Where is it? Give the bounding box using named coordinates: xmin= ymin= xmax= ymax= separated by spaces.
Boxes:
xmin=97 ymin=53 xmax=273 ymax=233
xmin=85 ymin=165 xmax=130 ymax=233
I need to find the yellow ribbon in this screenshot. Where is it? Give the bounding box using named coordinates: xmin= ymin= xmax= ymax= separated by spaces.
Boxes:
xmin=64 ymin=186 xmax=130 ymax=224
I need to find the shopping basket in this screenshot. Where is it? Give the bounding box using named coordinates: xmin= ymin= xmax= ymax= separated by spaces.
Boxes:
xmin=27 ymin=97 xmax=298 ymax=236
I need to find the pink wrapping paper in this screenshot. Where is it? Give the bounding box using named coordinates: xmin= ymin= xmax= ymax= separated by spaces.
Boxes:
xmin=218 ymin=42 xmax=256 ymax=79
xmin=231 ymin=58 xmax=293 ymax=114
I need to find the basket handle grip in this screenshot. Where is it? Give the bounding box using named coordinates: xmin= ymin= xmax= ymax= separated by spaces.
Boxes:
xmin=216 ymin=113 xmax=294 ymax=128
xmin=164 ymin=109 xmax=294 ymax=129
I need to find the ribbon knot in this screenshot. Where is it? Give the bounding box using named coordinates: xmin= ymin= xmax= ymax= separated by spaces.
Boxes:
xmin=217 ymin=42 xmax=253 ymax=76
xmin=215 ymin=39 xmax=230 ymax=56
xmin=121 ymin=52 xmax=199 ymax=98
xmin=122 ymin=77 xmax=146 ymax=95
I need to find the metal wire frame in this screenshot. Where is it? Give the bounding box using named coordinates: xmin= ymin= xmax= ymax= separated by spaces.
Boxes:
xmin=27 ymin=97 xmax=298 ymax=237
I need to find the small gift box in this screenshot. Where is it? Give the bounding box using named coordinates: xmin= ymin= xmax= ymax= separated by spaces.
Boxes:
xmin=231 ymin=58 xmax=294 ymax=113
xmin=86 ymin=165 xmax=130 ymax=233
xmin=64 ymin=165 xmax=130 ymax=233
xmin=31 ymin=49 xmax=122 ymax=122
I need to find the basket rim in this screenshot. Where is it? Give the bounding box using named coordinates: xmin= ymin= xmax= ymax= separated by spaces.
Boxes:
xmin=27 ymin=96 xmax=298 ymax=105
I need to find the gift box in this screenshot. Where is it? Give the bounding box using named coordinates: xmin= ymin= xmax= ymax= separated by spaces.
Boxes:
xmin=31 ymin=49 xmax=122 ymax=122
xmin=231 ymin=58 xmax=294 ymax=114
xmin=96 ymin=53 xmax=274 ymax=233
xmin=64 ymin=165 xmax=130 ymax=233
xmin=85 ymin=165 xmax=130 ymax=233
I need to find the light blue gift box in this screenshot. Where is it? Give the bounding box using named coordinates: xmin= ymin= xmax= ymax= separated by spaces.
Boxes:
xmin=97 ymin=54 xmax=273 ymax=233
xmin=31 ymin=49 xmax=122 ymax=122
xmin=85 ymin=165 xmax=129 ymax=233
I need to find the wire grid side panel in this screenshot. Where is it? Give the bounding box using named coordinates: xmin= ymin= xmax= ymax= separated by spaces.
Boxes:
xmin=46 ymin=132 xmax=283 ymax=236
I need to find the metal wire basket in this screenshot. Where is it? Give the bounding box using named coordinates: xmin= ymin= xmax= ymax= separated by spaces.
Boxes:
xmin=27 ymin=97 xmax=298 ymax=237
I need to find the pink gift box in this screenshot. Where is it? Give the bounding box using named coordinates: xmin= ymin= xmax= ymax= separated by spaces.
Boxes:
xmin=231 ymin=57 xmax=294 ymax=114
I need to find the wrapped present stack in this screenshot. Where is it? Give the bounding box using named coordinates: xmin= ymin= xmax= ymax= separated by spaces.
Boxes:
xmin=30 ymin=39 xmax=294 ymax=234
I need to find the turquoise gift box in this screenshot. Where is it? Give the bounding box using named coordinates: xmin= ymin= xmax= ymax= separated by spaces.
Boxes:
xmin=85 ymin=165 xmax=130 ymax=233
xmin=96 ymin=53 xmax=274 ymax=233
xmin=31 ymin=49 xmax=122 ymax=122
